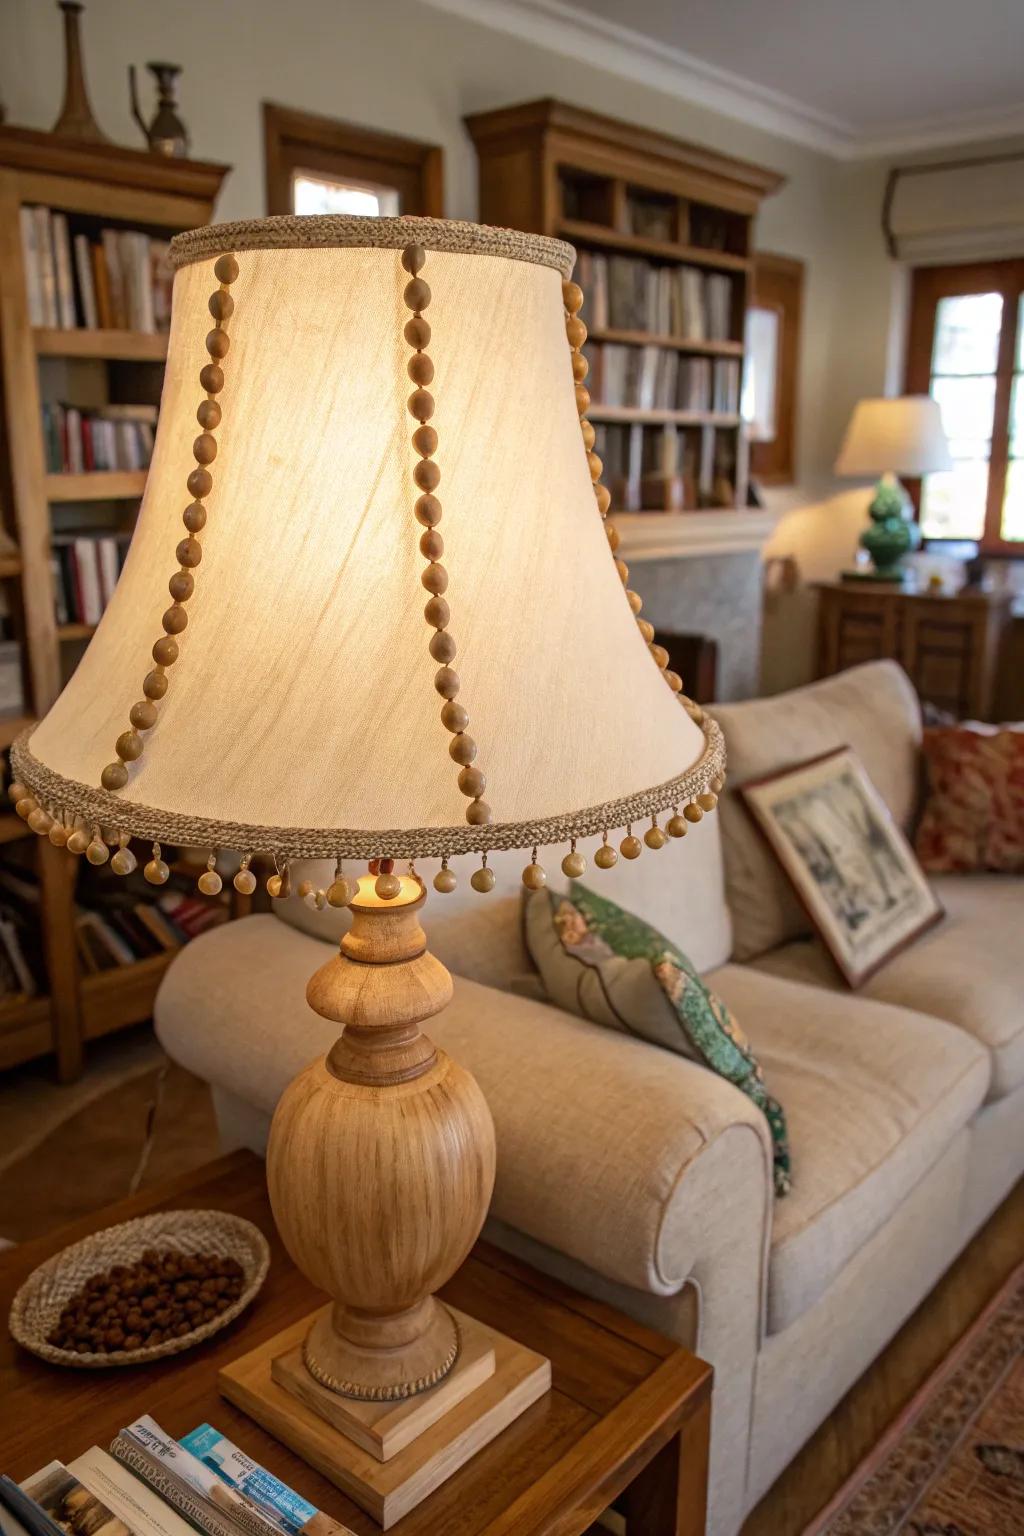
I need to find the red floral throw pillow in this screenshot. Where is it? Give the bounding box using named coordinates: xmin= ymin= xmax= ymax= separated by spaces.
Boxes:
xmin=915 ymin=725 xmax=1024 ymax=874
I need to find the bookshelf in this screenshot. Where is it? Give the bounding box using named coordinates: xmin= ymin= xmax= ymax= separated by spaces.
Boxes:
xmin=466 ymin=99 xmax=783 ymax=522
xmin=0 ymin=125 xmax=229 ymax=1079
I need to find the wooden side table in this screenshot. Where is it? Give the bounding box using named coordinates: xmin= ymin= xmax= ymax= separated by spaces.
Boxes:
xmin=0 ymin=1152 xmax=712 ymax=1536
xmin=816 ymin=582 xmax=1014 ymax=720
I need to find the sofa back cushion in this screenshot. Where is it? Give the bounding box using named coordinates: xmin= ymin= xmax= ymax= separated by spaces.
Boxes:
xmin=275 ymin=808 xmax=732 ymax=987
xmin=710 ymin=661 xmax=922 ymax=961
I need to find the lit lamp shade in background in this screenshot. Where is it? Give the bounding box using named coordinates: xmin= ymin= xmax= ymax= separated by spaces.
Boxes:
xmin=835 ymin=395 xmax=952 ymax=582
xmin=835 ymin=395 xmax=953 ymax=478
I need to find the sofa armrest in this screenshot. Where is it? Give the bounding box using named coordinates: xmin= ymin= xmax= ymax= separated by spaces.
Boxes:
xmin=155 ymin=914 xmax=773 ymax=1301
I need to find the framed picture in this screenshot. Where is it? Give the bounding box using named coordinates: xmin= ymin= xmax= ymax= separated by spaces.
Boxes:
xmin=741 ymin=746 xmax=943 ymax=987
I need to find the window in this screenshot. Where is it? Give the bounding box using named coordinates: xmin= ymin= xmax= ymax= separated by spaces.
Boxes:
xmin=906 ymin=259 xmax=1024 ymax=551
xmin=263 ymin=103 xmax=443 ymax=219
xmin=745 ymin=253 xmax=804 ymax=486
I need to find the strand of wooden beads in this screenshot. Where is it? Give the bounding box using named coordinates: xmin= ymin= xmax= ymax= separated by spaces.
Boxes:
xmin=400 ymin=243 xmax=491 ymax=896
xmin=99 ymin=253 xmax=239 ymax=797
xmin=564 ymin=279 xmax=684 ymax=699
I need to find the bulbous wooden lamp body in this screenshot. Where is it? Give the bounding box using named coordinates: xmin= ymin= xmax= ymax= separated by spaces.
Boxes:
xmin=266 ymin=876 xmax=496 ymax=1401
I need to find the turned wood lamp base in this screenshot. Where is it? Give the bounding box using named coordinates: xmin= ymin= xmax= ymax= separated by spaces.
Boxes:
xmin=220 ymin=874 xmax=550 ymax=1524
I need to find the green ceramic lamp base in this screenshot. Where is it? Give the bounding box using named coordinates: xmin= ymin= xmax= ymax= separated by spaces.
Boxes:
xmin=851 ymin=472 xmax=920 ymax=582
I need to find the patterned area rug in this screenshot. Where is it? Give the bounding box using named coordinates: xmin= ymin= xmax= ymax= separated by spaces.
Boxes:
xmin=808 ymin=1261 xmax=1024 ymax=1534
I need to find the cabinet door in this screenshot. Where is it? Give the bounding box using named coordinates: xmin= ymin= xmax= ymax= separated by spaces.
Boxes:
xmin=818 ymin=589 xmax=899 ymax=677
xmin=902 ymin=600 xmax=999 ymax=719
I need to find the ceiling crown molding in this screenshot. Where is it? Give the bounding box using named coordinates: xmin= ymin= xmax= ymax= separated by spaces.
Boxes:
xmin=426 ymin=0 xmax=1024 ymax=162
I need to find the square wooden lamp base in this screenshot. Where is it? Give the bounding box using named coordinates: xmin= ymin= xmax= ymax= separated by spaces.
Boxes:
xmin=218 ymin=1305 xmax=551 ymax=1529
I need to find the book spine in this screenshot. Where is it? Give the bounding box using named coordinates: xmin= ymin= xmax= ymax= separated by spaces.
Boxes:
xmin=102 ymin=230 xmax=125 ymax=329
xmin=113 ymin=1427 xmax=272 ymax=1536
xmin=52 ymin=214 xmax=76 ymax=329
xmin=19 ymin=207 xmax=44 ymax=327
xmin=177 ymin=1427 xmax=355 ymax=1536
xmin=34 ymin=207 xmax=59 ymax=328
xmin=72 ymin=538 xmax=103 ymax=626
xmin=91 ymin=243 xmax=113 ymax=329
xmin=97 ymin=537 xmax=120 ymax=606
xmin=74 ymin=234 xmax=99 ymax=330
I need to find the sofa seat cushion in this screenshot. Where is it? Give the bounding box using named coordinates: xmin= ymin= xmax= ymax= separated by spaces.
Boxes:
xmin=155 ymin=914 xmax=772 ymax=1301
xmin=752 ymin=874 xmax=1024 ymax=1102
xmin=706 ymin=964 xmax=990 ymax=1333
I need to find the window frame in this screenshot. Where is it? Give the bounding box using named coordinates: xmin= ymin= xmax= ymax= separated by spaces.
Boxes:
xmin=263 ymin=103 xmax=443 ymax=219
xmin=905 ymin=257 xmax=1023 ymax=554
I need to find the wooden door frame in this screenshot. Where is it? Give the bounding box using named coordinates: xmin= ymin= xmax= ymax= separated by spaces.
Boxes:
xmin=905 ymin=257 xmax=1023 ymax=554
xmin=263 ymin=103 xmax=443 ymax=217
xmin=748 ymin=251 xmax=804 ymax=487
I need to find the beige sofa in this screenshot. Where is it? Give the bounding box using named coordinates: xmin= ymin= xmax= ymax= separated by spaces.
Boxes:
xmin=155 ymin=660 xmax=1023 ymax=1536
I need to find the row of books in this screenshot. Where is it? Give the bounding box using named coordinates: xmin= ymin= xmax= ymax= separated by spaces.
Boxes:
xmin=41 ymin=402 xmax=156 ymax=474
xmin=1 ymin=1415 xmax=355 ymax=1536
xmin=594 ymin=422 xmax=738 ymax=513
xmin=584 ymin=343 xmax=741 ymax=415
xmin=576 ymin=250 xmax=734 ymax=341
xmin=52 ymin=533 xmax=130 ymax=627
xmin=0 ymin=843 xmax=231 ymax=997
xmin=76 ymin=890 xmax=226 ymax=974
xmin=20 ymin=205 xmax=173 ymax=332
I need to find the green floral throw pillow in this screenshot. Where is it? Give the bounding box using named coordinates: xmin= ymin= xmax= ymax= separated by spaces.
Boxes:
xmin=524 ymin=882 xmax=791 ymax=1197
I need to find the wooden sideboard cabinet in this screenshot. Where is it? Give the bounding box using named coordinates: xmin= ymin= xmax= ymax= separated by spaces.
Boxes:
xmin=816 ymin=581 xmax=1014 ymax=720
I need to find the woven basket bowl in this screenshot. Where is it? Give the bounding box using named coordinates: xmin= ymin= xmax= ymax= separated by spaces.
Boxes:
xmin=8 ymin=1208 xmax=270 ymax=1368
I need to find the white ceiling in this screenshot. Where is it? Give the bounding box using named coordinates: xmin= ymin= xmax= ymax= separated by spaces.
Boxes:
xmin=429 ymin=0 xmax=1024 ymax=158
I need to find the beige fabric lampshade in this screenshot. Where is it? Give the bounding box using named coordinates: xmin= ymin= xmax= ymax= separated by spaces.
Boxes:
xmin=834 ymin=395 xmax=953 ymax=478
xmin=16 ymin=216 xmax=721 ymax=864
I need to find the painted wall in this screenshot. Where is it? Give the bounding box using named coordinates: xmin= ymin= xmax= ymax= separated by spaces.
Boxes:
xmin=1 ymin=0 xmax=892 ymax=498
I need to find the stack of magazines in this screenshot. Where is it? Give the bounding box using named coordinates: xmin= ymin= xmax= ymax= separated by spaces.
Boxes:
xmin=0 ymin=1417 xmax=354 ymax=1536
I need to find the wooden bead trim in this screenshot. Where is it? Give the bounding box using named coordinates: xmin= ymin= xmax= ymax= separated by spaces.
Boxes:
xmin=402 ymin=244 xmax=492 ymax=831
xmin=98 ymin=252 xmax=239 ymax=797
xmin=171 ymin=217 xmax=574 ymax=278
xmin=12 ymin=713 xmax=725 ymax=863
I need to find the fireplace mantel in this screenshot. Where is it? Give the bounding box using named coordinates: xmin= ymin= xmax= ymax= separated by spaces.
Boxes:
xmin=615 ymin=509 xmax=777 ymax=563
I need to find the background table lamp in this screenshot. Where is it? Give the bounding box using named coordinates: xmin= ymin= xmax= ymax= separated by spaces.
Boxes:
xmin=834 ymin=394 xmax=952 ymax=582
xmin=9 ymin=215 xmax=725 ymax=1519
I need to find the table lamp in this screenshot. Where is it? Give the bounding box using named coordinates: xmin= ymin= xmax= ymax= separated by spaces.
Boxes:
xmin=9 ymin=215 xmax=725 ymax=1520
xmin=834 ymin=395 xmax=952 ymax=582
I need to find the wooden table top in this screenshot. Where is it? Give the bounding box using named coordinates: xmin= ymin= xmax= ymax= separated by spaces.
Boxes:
xmin=0 ymin=1152 xmax=711 ymax=1536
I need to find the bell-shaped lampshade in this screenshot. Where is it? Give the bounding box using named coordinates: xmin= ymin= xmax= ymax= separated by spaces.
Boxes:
xmin=834 ymin=395 xmax=953 ymax=478
xmin=14 ymin=216 xmax=722 ymax=870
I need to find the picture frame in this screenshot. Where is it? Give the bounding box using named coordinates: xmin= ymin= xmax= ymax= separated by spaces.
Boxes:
xmin=740 ymin=745 xmax=943 ymax=987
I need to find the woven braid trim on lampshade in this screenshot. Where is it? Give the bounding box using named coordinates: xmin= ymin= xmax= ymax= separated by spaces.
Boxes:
xmin=171 ymin=216 xmax=576 ymax=278
xmin=11 ymin=716 xmax=725 ymax=862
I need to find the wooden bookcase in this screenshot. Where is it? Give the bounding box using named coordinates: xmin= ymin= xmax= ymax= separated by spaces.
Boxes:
xmin=0 ymin=127 xmax=229 ymax=1079
xmin=465 ymin=99 xmax=783 ymax=521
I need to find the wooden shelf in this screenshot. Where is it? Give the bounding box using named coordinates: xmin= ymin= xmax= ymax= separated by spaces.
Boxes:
xmin=587 ymin=327 xmax=743 ymax=357
xmin=589 ymin=405 xmax=741 ymax=427
xmin=559 ymin=219 xmax=752 ymax=274
xmin=45 ymin=470 xmax=147 ymax=501
xmin=34 ymin=327 xmax=168 ymax=361
xmin=0 ymin=992 xmax=52 ymax=1072
xmin=0 ymin=128 xmax=230 ymax=1079
xmin=80 ymin=950 xmax=179 ymax=1041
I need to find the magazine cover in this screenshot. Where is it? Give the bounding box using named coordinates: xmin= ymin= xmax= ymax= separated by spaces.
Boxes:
xmin=20 ymin=1463 xmax=130 ymax=1536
